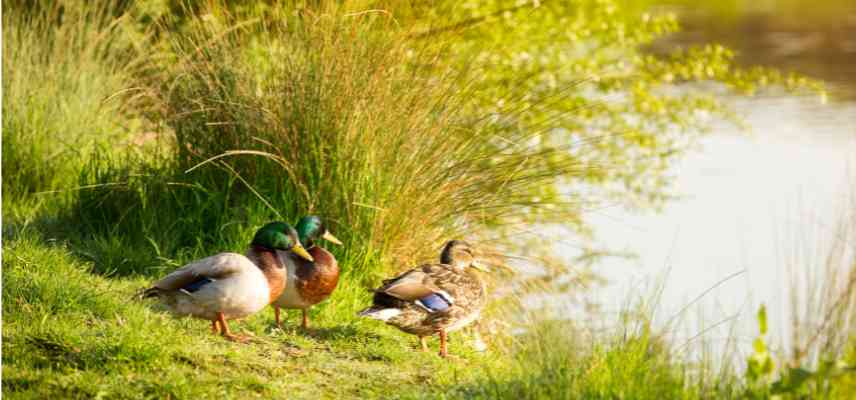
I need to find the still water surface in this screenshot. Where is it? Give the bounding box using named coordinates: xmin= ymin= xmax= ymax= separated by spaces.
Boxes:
xmin=552 ymin=1 xmax=856 ymax=360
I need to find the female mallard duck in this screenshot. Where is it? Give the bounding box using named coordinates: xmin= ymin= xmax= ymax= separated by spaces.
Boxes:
xmin=268 ymin=215 xmax=343 ymax=329
xmin=143 ymin=222 xmax=313 ymax=342
xmin=358 ymin=240 xmax=489 ymax=357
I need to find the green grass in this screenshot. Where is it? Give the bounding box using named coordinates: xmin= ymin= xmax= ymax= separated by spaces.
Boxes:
xmin=2 ymin=228 xmax=735 ymax=399
xmin=6 ymin=226 xmax=852 ymax=399
xmin=3 ymin=230 xmax=504 ymax=399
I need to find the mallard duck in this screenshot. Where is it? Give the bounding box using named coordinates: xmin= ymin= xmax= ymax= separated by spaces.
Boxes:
xmin=143 ymin=222 xmax=314 ymax=342
xmin=267 ymin=215 xmax=343 ymax=329
xmin=358 ymin=240 xmax=489 ymax=357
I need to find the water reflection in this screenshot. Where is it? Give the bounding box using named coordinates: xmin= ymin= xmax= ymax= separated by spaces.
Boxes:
xmin=562 ymin=1 xmax=856 ymax=361
xmin=641 ymin=0 xmax=856 ymax=99
xmin=584 ymin=95 xmax=855 ymax=356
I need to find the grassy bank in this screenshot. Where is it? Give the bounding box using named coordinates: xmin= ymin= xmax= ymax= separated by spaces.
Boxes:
xmin=5 ymin=228 xmax=853 ymax=399
xmin=2 ymin=1 xmax=853 ymax=399
xmin=3 ymin=230 xmax=498 ymax=398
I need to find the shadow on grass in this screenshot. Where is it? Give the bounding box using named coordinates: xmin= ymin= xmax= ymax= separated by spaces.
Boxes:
xmin=303 ymin=325 xmax=364 ymax=341
xmin=7 ymin=155 xmax=296 ymax=279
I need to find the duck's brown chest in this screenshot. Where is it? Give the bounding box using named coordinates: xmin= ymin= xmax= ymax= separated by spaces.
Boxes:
xmin=251 ymin=247 xmax=287 ymax=303
xmin=295 ymin=247 xmax=340 ymax=304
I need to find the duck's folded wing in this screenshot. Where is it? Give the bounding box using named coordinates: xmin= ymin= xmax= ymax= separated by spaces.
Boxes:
xmin=379 ymin=268 xmax=433 ymax=300
xmin=151 ymin=253 xmax=250 ymax=291
xmin=376 ymin=264 xmax=457 ymax=312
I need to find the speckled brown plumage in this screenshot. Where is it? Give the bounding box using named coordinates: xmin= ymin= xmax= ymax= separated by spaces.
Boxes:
xmin=359 ymin=241 xmax=488 ymax=357
xmin=370 ymin=263 xmax=486 ymax=336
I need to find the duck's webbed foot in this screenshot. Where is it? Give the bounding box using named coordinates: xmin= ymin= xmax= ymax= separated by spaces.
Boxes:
xmin=435 ymin=330 xmax=466 ymax=361
xmin=223 ymin=333 xmax=251 ymax=343
xmin=217 ymin=312 xmax=250 ymax=343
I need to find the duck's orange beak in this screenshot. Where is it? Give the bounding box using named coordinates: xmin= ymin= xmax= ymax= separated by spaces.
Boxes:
xmin=291 ymin=243 xmax=314 ymax=262
xmin=322 ymin=230 xmax=343 ymax=245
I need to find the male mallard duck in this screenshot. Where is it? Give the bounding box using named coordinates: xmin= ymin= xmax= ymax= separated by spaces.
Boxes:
xmin=143 ymin=222 xmax=313 ymax=342
xmin=358 ymin=240 xmax=489 ymax=357
xmin=267 ymin=215 xmax=343 ymax=329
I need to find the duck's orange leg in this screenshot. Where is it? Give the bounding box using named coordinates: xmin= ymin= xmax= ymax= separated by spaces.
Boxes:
xmin=274 ymin=306 xmax=282 ymax=328
xmin=301 ymin=309 xmax=309 ymax=330
xmin=419 ymin=336 xmax=429 ymax=352
xmin=438 ymin=329 xmax=449 ymax=358
xmin=211 ymin=320 xmax=219 ymax=334
xmin=217 ymin=311 xmax=248 ymax=343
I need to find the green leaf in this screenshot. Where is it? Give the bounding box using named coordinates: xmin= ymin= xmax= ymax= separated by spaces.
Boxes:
xmin=757 ymin=304 xmax=768 ymax=335
xmin=752 ymin=337 xmax=766 ymax=354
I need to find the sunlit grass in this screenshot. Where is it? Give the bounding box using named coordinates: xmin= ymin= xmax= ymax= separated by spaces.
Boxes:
xmin=1 ymin=1 xmax=146 ymax=202
xmin=1 ymin=230 xmax=497 ymax=399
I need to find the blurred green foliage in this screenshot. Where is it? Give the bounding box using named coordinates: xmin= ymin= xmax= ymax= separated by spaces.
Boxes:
xmin=397 ymin=0 xmax=822 ymax=211
xmin=746 ymin=304 xmax=855 ymax=399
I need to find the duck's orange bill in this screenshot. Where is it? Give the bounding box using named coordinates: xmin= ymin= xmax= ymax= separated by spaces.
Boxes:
xmin=322 ymin=231 xmax=343 ymax=245
xmin=292 ymin=244 xmax=314 ymax=262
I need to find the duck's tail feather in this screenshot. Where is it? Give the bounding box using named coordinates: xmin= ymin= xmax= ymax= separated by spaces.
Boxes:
xmin=358 ymin=291 xmax=407 ymax=321
xmin=357 ymin=307 xmax=402 ymax=322
xmin=372 ymin=291 xmax=409 ymax=309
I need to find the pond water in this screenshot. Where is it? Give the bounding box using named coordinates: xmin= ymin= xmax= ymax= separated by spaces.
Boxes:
xmin=552 ymin=1 xmax=856 ymax=361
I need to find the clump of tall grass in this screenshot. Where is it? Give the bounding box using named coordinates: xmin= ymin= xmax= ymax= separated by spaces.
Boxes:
xmin=72 ymin=2 xmax=588 ymax=278
xmin=2 ymin=1 xmax=146 ymax=202
xmin=784 ymin=192 xmax=856 ymax=366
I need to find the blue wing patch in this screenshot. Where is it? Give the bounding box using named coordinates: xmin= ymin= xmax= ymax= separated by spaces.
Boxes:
xmin=415 ymin=293 xmax=451 ymax=313
xmin=181 ymin=277 xmax=214 ymax=293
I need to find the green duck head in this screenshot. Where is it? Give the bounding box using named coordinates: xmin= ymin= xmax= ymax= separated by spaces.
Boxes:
xmin=295 ymin=215 xmax=343 ymax=249
xmin=440 ymin=240 xmax=489 ymax=272
xmin=252 ymin=221 xmax=314 ymax=262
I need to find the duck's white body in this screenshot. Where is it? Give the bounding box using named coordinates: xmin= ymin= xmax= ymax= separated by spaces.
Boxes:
xmin=271 ymin=252 xmax=310 ymax=309
xmin=147 ymin=252 xmax=270 ymax=321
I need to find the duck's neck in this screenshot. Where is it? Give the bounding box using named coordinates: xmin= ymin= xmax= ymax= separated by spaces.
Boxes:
xmin=465 ymin=268 xmax=487 ymax=297
xmin=250 ymin=245 xmax=287 ymax=303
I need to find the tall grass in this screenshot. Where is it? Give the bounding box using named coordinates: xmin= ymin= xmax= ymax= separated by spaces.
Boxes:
xmin=786 ymin=191 xmax=856 ymax=364
xmin=772 ymin=185 xmax=856 ymax=396
xmin=2 ymin=1 xmax=145 ymax=203
xmin=70 ymin=2 xmax=588 ymax=279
